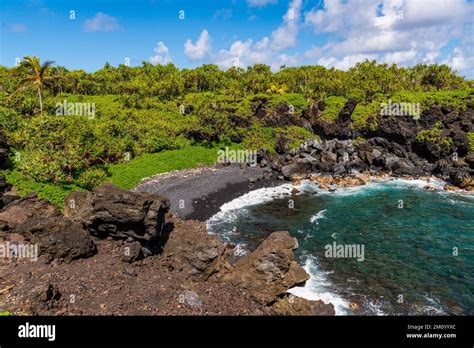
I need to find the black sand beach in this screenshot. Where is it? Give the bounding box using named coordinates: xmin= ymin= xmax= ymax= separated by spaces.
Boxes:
xmin=134 ymin=164 xmax=280 ymax=221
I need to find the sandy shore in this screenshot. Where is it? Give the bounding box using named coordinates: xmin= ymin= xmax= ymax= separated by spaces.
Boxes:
xmin=134 ymin=164 xmax=279 ymax=221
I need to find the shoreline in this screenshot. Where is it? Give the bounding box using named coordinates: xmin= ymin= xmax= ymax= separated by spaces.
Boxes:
xmin=202 ymin=172 xmax=473 ymax=316
xmin=134 ymin=164 xmax=279 ymax=221
xmin=135 ymin=165 xmax=473 ymax=222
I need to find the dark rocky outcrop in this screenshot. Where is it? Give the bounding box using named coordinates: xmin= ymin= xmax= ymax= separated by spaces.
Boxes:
xmin=64 ymin=183 xmax=170 ymax=255
xmin=248 ymin=102 xmax=474 ymax=190
xmin=0 ymin=130 xmax=8 ymax=169
xmin=224 ymin=231 xmax=310 ymax=305
xmin=0 ymin=194 xmax=96 ymax=262
xmin=449 ymin=168 xmax=473 ymax=189
xmin=271 ymin=294 xmax=335 ymax=315
xmin=0 ymin=129 xmax=15 ymax=208
xmin=161 ymin=217 xmax=232 ymax=279
xmin=281 ymin=159 xmax=312 ymax=180
xmin=253 ymin=98 xmax=311 ymax=130
xmin=312 ymin=100 xmax=357 ymax=139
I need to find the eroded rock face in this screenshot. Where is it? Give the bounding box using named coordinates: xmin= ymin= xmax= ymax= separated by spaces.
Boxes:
xmin=449 ymin=169 xmax=474 ymax=190
xmin=271 ymin=294 xmax=335 ymax=315
xmin=16 ymin=216 xmax=96 ymax=262
xmin=224 ymin=231 xmax=309 ymax=305
xmin=0 ymin=130 xmax=8 ymax=169
xmin=0 ymin=194 xmax=96 ymax=262
xmin=281 ymin=159 xmax=312 ymax=180
xmin=312 ymin=100 xmax=357 ymax=139
xmin=64 ymin=183 xmax=170 ymax=254
xmin=161 ymin=217 xmax=232 ymax=279
xmin=0 ymin=175 xmax=10 ymax=195
xmin=0 ymin=193 xmax=60 ymax=230
xmin=0 ymin=130 xmax=14 ymax=208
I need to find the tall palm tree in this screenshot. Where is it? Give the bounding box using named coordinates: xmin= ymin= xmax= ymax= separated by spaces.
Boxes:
xmin=13 ymin=56 xmax=59 ymax=115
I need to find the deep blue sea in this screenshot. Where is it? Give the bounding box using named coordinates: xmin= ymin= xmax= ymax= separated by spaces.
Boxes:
xmin=207 ymin=179 xmax=474 ymax=315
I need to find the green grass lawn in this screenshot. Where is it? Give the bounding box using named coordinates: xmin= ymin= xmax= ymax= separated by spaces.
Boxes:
xmin=107 ymin=145 xmax=225 ymax=189
xmin=4 ymin=144 xmax=233 ymax=208
xmin=4 ymin=170 xmax=84 ymax=208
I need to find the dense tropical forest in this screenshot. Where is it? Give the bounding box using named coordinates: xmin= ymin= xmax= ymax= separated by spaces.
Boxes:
xmin=0 ymin=57 xmax=473 ymax=206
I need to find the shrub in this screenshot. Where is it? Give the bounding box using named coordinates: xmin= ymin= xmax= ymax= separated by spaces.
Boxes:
xmin=77 ymin=167 xmax=108 ymax=190
xmin=322 ymin=96 xmax=347 ymax=121
xmin=416 ymin=121 xmax=454 ymax=152
xmin=468 ymin=132 xmax=474 ymax=153
xmin=241 ymin=124 xmax=276 ymax=153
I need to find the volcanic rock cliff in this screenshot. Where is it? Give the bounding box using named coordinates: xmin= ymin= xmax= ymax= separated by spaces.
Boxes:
xmin=0 ymin=184 xmax=334 ymax=316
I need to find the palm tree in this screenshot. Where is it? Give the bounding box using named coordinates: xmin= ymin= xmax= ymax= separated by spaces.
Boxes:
xmin=13 ymin=56 xmax=59 ymax=115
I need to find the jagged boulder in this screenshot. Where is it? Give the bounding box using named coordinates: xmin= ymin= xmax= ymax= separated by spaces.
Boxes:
xmin=449 ymin=169 xmax=473 ymax=190
xmin=161 ymin=217 xmax=232 ymax=279
xmin=0 ymin=194 xmax=96 ymax=262
xmin=271 ymin=294 xmax=335 ymax=315
xmin=64 ymin=183 xmax=170 ymax=254
xmin=16 ymin=215 xmax=96 ymax=262
xmin=465 ymin=153 xmax=474 ymax=169
xmin=0 ymin=130 xmax=8 ymax=169
xmin=224 ymin=231 xmax=309 ymax=305
xmin=0 ymin=193 xmax=59 ymax=230
xmin=312 ymin=100 xmax=357 ymax=139
xmin=275 ymin=134 xmax=291 ymax=154
xmin=281 ymin=159 xmax=312 ymax=180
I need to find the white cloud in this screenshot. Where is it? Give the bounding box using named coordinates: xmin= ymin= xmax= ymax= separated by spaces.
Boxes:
xmin=184 ymin=29 xmax=212 ymax=60
xmin=270 ymin=0 xmax=302 ymax=51
xmin=304 ymin=0 xmax=474 ymax=75
xmin=84 ymin=12 xmax=121 ymax=32
xmin=213 ymin=38 xmax=299 ymax=70
xmin=444 ymin=46 xmax=474 ymax=77
xmin=318 ymin=54 xmax=377 ymax=70
xmin=149 ymin=42 xmax=172 ymax=65
xmin=383 ymin=49 xmax=418 ymax=64
xmin=211 ymin=0 xmax=302 ymax=70
xmin=247 ymin=0 xmax=278 ymax=7
xmin=304 ymin=46 xmax=322 ymax=59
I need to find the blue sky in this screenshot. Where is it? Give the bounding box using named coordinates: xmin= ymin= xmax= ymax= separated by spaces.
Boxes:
xmin=1 ymin=0 xmax=473 ymax=77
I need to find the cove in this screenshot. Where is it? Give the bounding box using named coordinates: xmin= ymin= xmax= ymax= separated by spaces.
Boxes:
xmin=207 ymin=179 xmax=474 ymax=315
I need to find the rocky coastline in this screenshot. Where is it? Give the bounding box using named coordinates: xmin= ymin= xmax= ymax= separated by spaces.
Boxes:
xmin=0 ymin=184 xmax=334 ymax=315
xmin=253 ymin=100 xmax=473 ymax=192
xmin=0 ymin=100 xmax=472 ymax=316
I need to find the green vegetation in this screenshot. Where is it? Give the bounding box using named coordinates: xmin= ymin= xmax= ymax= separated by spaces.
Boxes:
xmin=468 ymin=132 xmax=474 ymax=153
xmin=4 ymin=169 xmax=83 ymax=208
xmin=0 ymin=57 xmax=472 ymax=207
xmin=108 ymin=145 xmax=226 ymax=189
xmin=350 ymin=89 xmax=473 ymax=130
xmin=416 ymin=121 xmax=454 ymax=152
xmin=5 ymin=145 xmax=227 ymax=206
xmin=322 ymin=96 xmax=348 ymax=121
xmin=0 ymin=311 xmax=12 ymax=316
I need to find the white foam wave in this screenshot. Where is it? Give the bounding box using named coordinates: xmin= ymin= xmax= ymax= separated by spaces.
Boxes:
xmin=418 ymin=295 xmax=446 ymax=315
xmin=218 ymin=183 xmax=296 ymax=212
xmin=287 ymin=256 xmax=349 ymax=315
xmin=310 ymin=209 xmax=327 ymax=224
xmin=206 ymin=177 xmax=469 ymax=315
xmin=233 ymin=243 xmax=249 ymax=257
xmin=206 ymin=183 xmax=296 ymax=232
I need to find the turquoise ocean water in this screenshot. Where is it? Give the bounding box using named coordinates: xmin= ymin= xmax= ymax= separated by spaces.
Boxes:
xmin=207 ymin=179 xmax=474 ymax=315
